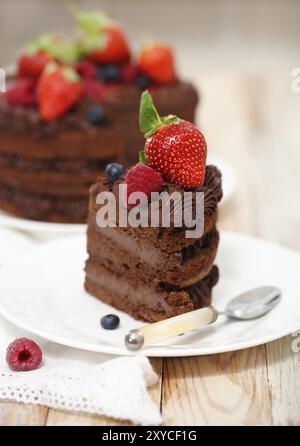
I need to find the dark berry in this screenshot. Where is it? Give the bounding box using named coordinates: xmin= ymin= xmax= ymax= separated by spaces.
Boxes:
xmin=105 ymin=163 xmax=124 ymax=183
xmin=135 ymin=74 xmax=151 ymax=90
xmin=97 ymin=64 xmax=120 ymax=83
xmin=6 ymin=338 xmax=43 ymax=371
xmin=100 ymin=314 xmax=120 ymax=330
xmin=85 ymin=105 xmax=107 ymax=125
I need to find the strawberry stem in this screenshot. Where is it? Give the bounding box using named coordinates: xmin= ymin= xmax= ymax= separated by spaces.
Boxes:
xmin=139 ymin=90 xmax=180 ymax=138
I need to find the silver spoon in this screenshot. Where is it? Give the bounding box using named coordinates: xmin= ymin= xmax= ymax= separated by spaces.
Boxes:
xmin=124 ymin=286 xmax=281 ymax=351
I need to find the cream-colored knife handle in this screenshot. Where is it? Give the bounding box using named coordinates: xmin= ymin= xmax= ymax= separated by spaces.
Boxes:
xmin=124 ymin=306 xmax=218 ymax=351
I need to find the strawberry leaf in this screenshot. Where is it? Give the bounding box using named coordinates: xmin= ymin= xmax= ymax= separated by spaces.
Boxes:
xmin=139 ymin=90 xmax=161 ymax=136
xmin=139 ymin=90 xmax=180 ymax=138
xmin=70 ymin=6 xmax=109 ymax=34
xmin=26 ymin=35 xmax=81 ymax=64
xmin=139 ymin=150 xmax=148 ymax=164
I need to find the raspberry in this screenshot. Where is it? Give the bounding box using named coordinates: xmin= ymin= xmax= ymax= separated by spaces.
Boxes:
xmin=125 ymin=163 xmax=164 ymax=208
xmin=75 ymin=60 xmax=97 ymax=79
xmin=6 ymin=79 xmax=36 ymax=107
xmin=6 ymin=338 xmax=43 ymax=371
xmin=82 ymin=79 xmax=105 ymax=102
xmin=120 ymin=64 xmax=138 ymax=84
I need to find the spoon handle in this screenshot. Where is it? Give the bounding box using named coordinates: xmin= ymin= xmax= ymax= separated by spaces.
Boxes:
xmin=125 ymin=306 xmax=218 ymax=351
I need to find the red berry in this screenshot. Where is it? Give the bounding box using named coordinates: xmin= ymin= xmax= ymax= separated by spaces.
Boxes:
xmin=37 ymin=66 xmax=82 ymax=121
xmin=6 ymin=338 xmax=43 ymax=372
xmin=120 ymin=64 xmax=138 ymax=84
xmin=145 ymin=120 xmax=207 ymax=188
xmin=125 ymin=163 xmax=164 ymax=208
xmin=82 ymin=79 xmax=104 ymax=101
xmin=75 ymin=60 xmax=97 ymax=79
xmin=89 ymin=26 xmax=130 ymax=64
xmin=18 ymin=50 xmax=52 ymax=79
xmin=6 ymin=79 xmax=36 ymax=106
xmin=138 ymin=43 xmax=176 ymax=84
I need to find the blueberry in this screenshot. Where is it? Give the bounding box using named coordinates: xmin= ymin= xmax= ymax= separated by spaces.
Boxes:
xmin=105 ymin=163 xmax=124 ymax=183
xmin=100 ymin=314 xmax=120 ymax=330
xmin=98 ymin=64 xmax=120 ymax=83
xmin=85 ymin=105 xmax=107 ymax=125
xmin=135 ymin=74 xmax=151 ymax=89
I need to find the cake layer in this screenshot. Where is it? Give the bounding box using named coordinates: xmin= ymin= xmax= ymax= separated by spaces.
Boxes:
xmin=85 ymin=264 xmax=219 ymax=322
xmin=87 ymin=224 xmax=219 ymax=288
xmin=0 ymin=181 xmax=87 ymax=222
xmin=0 ymin=171 xmax=94 ymax=197
xmin=0 ymin=99 xmax=123 ymax=160
xmin=88 ymin=165 xmax=222 ymax=253
xmin=0 ymin=151 xmax=114 ymax=174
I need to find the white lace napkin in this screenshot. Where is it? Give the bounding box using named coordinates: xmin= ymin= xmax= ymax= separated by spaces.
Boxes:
xmin=0 ymin=228 xmax=162 ymax=426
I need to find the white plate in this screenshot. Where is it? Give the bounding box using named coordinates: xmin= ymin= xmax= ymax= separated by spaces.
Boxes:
xmin=0 ymin=212 xmax=85 ymax=237
xmin=0 ymin=227 xmax=36 ymax=266
xmin=0 ymin=157 xmax=235 ymax=238
xmin=0 ymin=231 xmax=299 ymax=357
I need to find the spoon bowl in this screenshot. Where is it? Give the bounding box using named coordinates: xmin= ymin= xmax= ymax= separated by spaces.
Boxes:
xmin=224 ymin=286 xmax=282 ymax=320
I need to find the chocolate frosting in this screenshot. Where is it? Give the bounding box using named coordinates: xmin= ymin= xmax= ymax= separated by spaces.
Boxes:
xmin=203 ymin=165 xmax=223 ymax=202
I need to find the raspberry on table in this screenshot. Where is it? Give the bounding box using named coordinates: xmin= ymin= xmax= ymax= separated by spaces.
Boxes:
xmin=6 ymin=338 xmax=43 ymax=372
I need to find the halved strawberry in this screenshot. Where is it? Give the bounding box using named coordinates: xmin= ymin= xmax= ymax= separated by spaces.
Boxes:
xmin=137 ymin=43 xmax=176 ymax=84
xmin=139 ymin=91 xmax=206 ymax=188
xmin=37 ymin=64 xmax=82 ymax=121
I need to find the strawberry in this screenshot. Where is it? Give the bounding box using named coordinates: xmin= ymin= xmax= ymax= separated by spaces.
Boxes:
xmin=5 ymin=79 xmax=36 ymax=106
xmin=73 ymin=9 xmax=130 ymax=64
xmin=37 ymin=64 xmax=82 ymax=121
xmin=125 ymin=163 xmax=164 ymax=208
xmin=89 ymin=26 xmax=130 ymax=64
xmin=137 ymin=43 xmax=176 ymax=84
xmin=18 ymin=50 xmax=52 ymax=79
xmin=139 ymin=91 xmax=206 ymax=188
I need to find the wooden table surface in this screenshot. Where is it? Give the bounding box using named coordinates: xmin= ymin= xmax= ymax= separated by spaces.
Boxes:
xmin=0 ymin=72 xmax=300 ymax=426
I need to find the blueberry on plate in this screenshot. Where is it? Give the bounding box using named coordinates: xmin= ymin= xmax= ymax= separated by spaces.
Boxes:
xmin=98 ymin=64 xmax=120 ymax=83
xmin=135 ymin=74 xmax=151 ymax=89
xmin=85 ymin=105 xmax=107 ymax=125
xmin=100 ymin=314 xmax=120 ymax=330
xmin=105 ymin=163 xmax=124 ymax=183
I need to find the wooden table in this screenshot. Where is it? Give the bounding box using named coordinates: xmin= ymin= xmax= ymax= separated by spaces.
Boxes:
xmin=1 ymin=72 xmax=300 ymax=426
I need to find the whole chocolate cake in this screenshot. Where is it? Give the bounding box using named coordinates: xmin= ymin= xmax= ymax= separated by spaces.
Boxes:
xmin=85 ymin=92 xmax=222 ymax=322
xmin=0 ymin=9 xmax=198 ymax=223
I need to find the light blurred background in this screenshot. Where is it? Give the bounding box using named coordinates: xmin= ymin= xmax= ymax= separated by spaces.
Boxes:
xmin=0 ymin=0 xmax=300 ymax=248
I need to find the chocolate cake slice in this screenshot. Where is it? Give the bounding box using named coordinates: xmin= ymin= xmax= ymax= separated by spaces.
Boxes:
xmin=85 ymin=91 xmax=222 ymax=322
xmin=85 ymin=166 xmax=222 ymax=322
